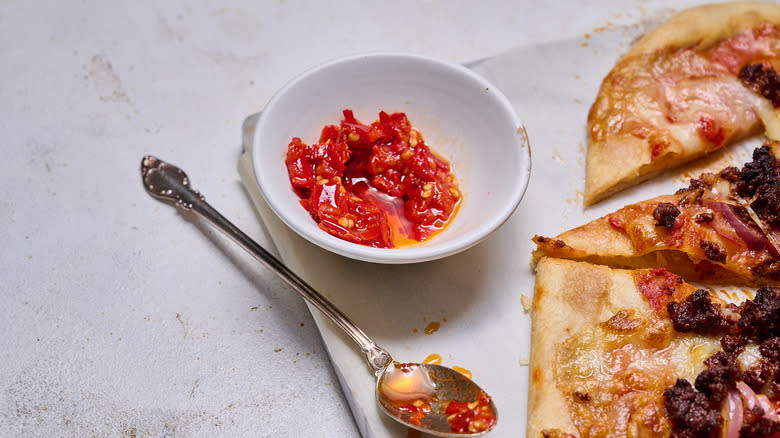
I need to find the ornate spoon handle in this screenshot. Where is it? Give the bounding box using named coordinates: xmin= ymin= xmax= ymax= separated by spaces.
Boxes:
xmin=141 ymin=155 xmax=392 ymax=373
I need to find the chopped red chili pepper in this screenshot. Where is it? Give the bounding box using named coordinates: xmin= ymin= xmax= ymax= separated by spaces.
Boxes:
xmin=285 ymin=110 xmax=461 ymax=248
xmin=444 ymin=390 xmax=497 ymax=433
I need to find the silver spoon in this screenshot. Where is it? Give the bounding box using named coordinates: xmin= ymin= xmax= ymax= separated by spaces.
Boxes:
xmin=141 ymin=155 xmax=498 ymax=436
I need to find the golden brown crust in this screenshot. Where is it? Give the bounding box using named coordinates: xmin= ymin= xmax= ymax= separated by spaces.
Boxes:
xmin=585 ymin=1 xmax=780 ymax=205
xmin=627 ymin=2 xmax=780 ymax=57
xmin=528 ymin=258 xmax=618 ymax=437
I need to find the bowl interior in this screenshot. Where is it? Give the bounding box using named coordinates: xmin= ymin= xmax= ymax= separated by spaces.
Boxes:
xmin=252 ymin=53 xmax=530 ymax=263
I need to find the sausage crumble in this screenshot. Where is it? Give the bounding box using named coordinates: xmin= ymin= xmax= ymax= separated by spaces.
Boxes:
xmin=667 ymin=289 xmax=729 ymax=333
xmin=737 ymin=146 xmax=780 ymax=227
xmin=664 ymin=288 xmax=780 ymax=437
xmin=654 ymin=202 xmax=681 ymax=229
xmin=699 ymin=240 xmax=727 ymax=263
xmin=663 ymin=379 xmax=723 ymax=438
xmin=739 ymin=63 xmax=780 ymax=108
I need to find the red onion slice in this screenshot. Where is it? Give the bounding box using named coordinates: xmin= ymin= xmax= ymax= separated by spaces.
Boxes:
xmin=726 ymin=389 xmax=743 ymax=438
xmin=708 ymin=201 xmax=769 ymax=250
xmin=743 ymin=203 xmax=780 ymax=258
xmin=757 ymin=394 xmax=778 ymax=421
xmin=737 ymin=381 xmax=761 ymax=412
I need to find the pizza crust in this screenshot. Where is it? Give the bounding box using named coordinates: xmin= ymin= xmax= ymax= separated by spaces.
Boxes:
xmin=527 ymin=258 xmax=652 ymax=437
xmin=627 ymin=1 xmax=780 ymax=58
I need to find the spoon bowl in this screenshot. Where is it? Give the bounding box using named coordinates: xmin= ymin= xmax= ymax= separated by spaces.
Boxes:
xmin=377 ymin=362 xmax=497 ymax=435
xmin=141 ymin=155 xmax=498 ymax=436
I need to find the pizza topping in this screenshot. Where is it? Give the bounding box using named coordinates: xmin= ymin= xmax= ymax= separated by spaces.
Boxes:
xmin=706 ymin=23 xmax=780 ymax=73
xmin=737 ymin=146 xmax=780 ymax=228
xmin=534 ymin=236 xmax=568 ymax=249
xmin=726 ymin=389 xmax=744 ymax=438
xmin=720 ymin=166 xmax=742 ymax=183
xmin=654 ymin=202 xmax=681 ymax=229
xmin=607 ymin=214 xmax=626 ymax=231
xmin=601 ymin=310 xmax=642 ymax=332
xmin=695 ymin=351 xmax=739 ymax=406
xmin=740 ymin=417 xmax=780 ymax=438
xmin=698 ymin=116 xmax=725 ymax=146
xmin=694 ymin=211 xmax=714 ymax=224
xmin=663 ymin=379 xmax=723 ymax=438
xmin=739 ymin=63 xmax=780 ymax=108
xmin=678 ymin=177 xmax=714 ymax=196
xmin=668 ymin=286 xmax=780 ymax=343
xmin=667 ymin=289 xmax=729 ymax=334
xmin=711 ymin=201 xmax=771 ymax=251
xmin=737 ymin=287 xmax=780 ymax=342
xmin=636 ymin=268 xmax=685 ymax=313
xmin=664 ymin=350 xmax=775 ymax=438
xmin=721 ymin=334 xmax=748 ymax=356
xmin=700 ymin=239 xmax=727 ymax=263
xmin=706 ymin=145 xmax=780 ymax=257
xmin=665 ymin=361 xmax=780 ymax=438
xmin=759 ymin=337 xmax=780 ymax=363
xmin=738 ymin=381 xmax=766 ymax=422
xmin=743 ymin=204 xmax=780 ymax=258
xmin=735 ymin=381 xmax=780 ymax=437
xmin=740 ymin=357 xmax=773 ymax=391
xmin=663 ymin=289 xmax=780 ymax=437
xmin=553 ymin=313 xmax=712 ymax=437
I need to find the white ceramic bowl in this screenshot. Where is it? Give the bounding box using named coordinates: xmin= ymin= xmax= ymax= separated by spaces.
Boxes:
xmin=251 ymin=52 xmax=531 ymax=264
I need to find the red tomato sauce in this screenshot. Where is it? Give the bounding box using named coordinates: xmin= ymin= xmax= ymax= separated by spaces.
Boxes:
xmin=634 ymin=267 xmax=684 ymax=313
xmin=285 ymin=110 xmax=461 ymax=248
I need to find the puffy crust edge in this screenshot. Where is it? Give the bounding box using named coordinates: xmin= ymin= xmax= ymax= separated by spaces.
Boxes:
xmin=627 ymin=1 xmax=780 ymax=58
xmin=527 ymin=258 xmax=654 ymax=437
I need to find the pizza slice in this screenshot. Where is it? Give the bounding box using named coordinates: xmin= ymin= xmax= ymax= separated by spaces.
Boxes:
xmin=535 ymin=142 xmax=780 ymax=286
xmin=585 ymin=1 xmax=780 ymax=205
xmin=528 ymin=257 xmax=780 ymax=438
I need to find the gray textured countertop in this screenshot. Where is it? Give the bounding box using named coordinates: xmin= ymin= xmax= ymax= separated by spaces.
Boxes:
xmin=0 ymin=1 xmax=723 ymax=436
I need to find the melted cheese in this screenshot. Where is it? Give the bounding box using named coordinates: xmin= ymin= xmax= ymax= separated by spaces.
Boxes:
xmin=752 ymin=95 xmax=780 ymax=140
xmin=554 ymin=308 xmax=721 ymax=438
xmin=738 ymin=343 xmax=763 ymax=370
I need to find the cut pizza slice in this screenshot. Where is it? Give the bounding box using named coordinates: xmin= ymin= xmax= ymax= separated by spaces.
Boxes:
xmin=529 ymin=257 xmax=780 ymax=438
xmin=535 ymin=143 xmax=780 ymax=286
xmin=585 ymin=1 xmax=780 ymax=205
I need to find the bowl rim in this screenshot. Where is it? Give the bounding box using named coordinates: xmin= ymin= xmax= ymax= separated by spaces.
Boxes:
xmin=251 ymin=51 xmax=531 ymax=264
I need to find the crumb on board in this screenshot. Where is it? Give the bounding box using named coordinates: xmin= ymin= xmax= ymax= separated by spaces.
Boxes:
xmin=521 ymin=294 xmax=533 ymax=313
xmin=519 ymin=358 xmax=529 ymax=366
